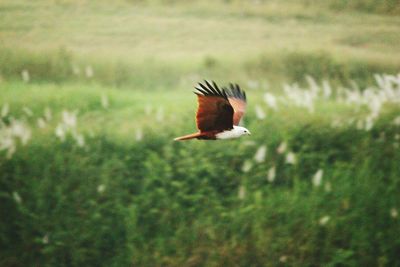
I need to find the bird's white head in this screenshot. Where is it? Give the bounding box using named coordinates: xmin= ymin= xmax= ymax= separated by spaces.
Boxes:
xmin=233 ymin=125 xmax=251 ymax=136
xmin=215 ymin=125 xmax=251 ymax=140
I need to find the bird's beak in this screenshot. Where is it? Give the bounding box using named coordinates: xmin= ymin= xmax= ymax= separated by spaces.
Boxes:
xmin=248 ymin=131 xmax=251 ymax=136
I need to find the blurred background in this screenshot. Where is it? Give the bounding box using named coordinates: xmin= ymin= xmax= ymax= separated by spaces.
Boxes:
xmin=1 ymin=0 xmax=400 ymax=266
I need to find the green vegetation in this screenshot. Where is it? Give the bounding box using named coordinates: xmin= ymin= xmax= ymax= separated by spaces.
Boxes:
xmin=1 ymin=80 xmax=400 ymax=266
xmin=1 ymin=0 xmax=400 ymax=266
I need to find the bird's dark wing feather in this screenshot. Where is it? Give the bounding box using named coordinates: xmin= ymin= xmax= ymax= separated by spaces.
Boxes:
xmin=224 ymin=83 xmax=247 ymax=125
xmin=194 ymin=81 xmax=234 ymax=132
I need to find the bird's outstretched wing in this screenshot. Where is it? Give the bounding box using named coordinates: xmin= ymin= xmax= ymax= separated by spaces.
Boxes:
xmin=225 ymin=83 xmax=247 ymax=125
xmin=194 ymin=81 xmax=234 ymax=132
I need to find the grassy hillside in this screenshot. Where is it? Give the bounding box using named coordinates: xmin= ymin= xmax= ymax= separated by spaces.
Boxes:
xmin=1 ymin=0 xmax=400 ymax=88
xmin=1 ymin=0 xmax=400 ymax=266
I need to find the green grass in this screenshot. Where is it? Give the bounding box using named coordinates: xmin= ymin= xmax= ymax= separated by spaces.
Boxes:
xmin=1 ymin=80 xmax=400 ymax=266
xmin=1 ymin=0 xmax=400 ymax=266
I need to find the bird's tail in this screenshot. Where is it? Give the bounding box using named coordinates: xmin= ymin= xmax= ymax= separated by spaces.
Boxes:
xmin=174 ymin=132 xmax=203 ymax=141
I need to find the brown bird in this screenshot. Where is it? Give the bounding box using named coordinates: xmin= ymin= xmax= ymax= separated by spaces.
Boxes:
xmin=174 ymin=81 xmax=250 ymax=141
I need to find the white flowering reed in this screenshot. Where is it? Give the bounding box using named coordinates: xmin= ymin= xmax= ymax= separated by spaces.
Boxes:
xmin=312 ymin=169 xmax=323 ymax=187
xmin=364 ymin=115 xmax=374 ymax=131
xmin=42 ymin=234 xmax=49 ymax=244
xmin=263 ymin=74 xmax=400 ymax=130
xmin=322 ymin=80 xmax=332 ymax=99
xmin=242 ymin=160 xmax=253 ymax=173
xmin=101 ymin=94 xmax=109 ymax=109
xmin=263 ymin=93 xmax=278 ymax=110
xmin=319 ymin=215 xmax=330 ymax=226
xmin=283 ymin=83 xmax=315 ymax=113
xmin=254 ymin=145 xmax=267 ymax=163
xmin=55 ymin=124 xmax=66 ymax=141
xmin=62 ymin=110 xmax=77 ymax=128
xmin=279 ymin=255 xmax=288 ymax=263
xmin=390 ymin=208 xmax=398 ymax=218
xmin=37 ymin=118 xmax=46 ymax=128
xmin=44 ymin=107 xmax=52 ymax=121
xmin=267 ymin=166 xmax=276 ymax=183
xmin=0 ymin=119 xmax=32 ymax=158
xmin=12 ymin=191 xmax=22 ymax=204
xmin=393 ymin=116 xmax=400 ymax=126
xmin=21 ymin=69 xmax=30 ymax=83
xmin=97 ymin=184 xmax=106 ymax=194
xmin=247 ymin=80 xmax=259 ymax=89
xmin=285 ymin=151 xmax=296 ymax=165
xmin=75 ymin=134 xmax=85 ymax=147
xmin=255 ymin=105 xmax=266 ymax=120
xmin=277 ymin=141 xmax=287 ymax=154
xmin=55 ymin=110 xmax=84 ymax=147
xmin=85 ymin=65 xmax=94 ymax=78
xmin=238 ymin=185 xmax=246 ymax=200
xmin=306 ymin=75 xmax=320 ymax=96
xmin=135 ymin=128 xmax=143 ymax=141
xmin=13 ymin=121 xmax=31 ymax=145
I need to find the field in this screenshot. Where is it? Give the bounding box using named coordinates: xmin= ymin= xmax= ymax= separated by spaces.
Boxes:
xmin=1 ymin=0 xmax=400 ymax=266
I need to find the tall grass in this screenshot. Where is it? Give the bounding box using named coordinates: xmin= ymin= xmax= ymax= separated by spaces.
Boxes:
xmin=1 ymin=110 xmax=399 ymax=266
xmin=1 ymin=75 xmax=400 ymax=266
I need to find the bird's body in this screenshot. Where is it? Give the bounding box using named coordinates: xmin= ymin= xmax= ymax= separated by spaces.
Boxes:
xmin=174 ymin=81 xmax=250 ymax=141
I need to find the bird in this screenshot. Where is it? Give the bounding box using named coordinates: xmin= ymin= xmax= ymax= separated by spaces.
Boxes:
xmin=174 ymin=80 xmax=251 ymax=141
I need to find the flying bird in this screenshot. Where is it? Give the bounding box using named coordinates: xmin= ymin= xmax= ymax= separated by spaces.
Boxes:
xmin=174 ymin=81 xmax=251 ymax=141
